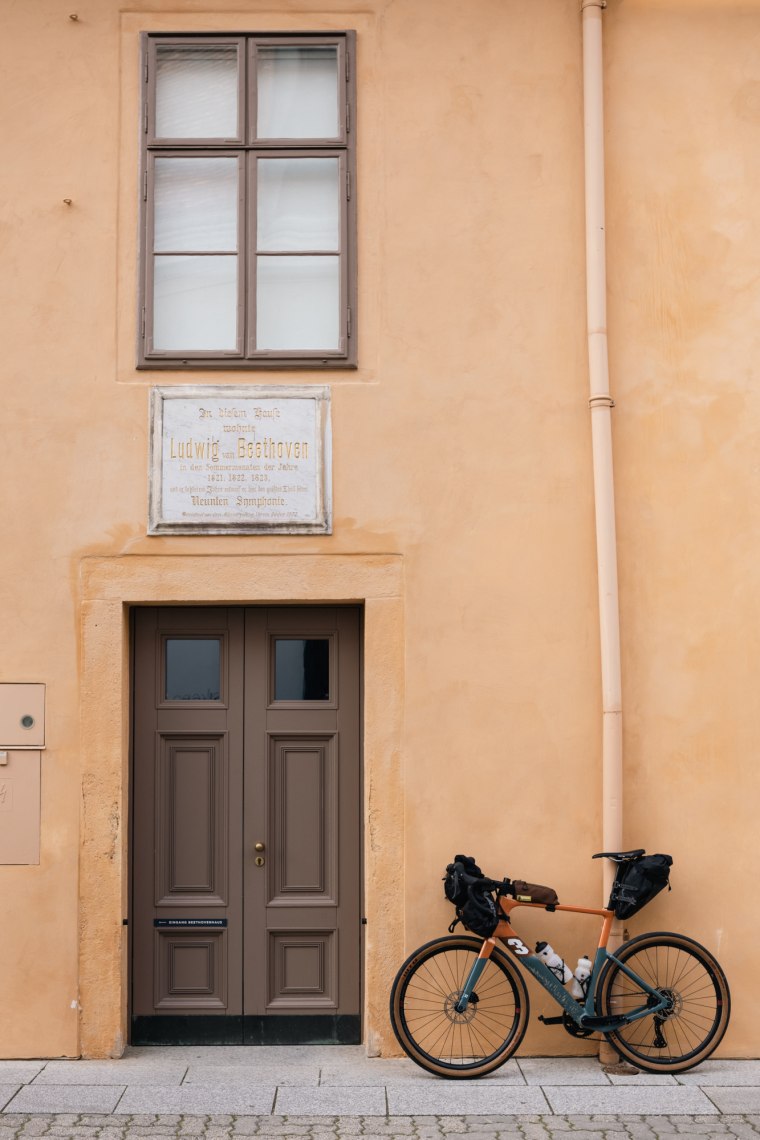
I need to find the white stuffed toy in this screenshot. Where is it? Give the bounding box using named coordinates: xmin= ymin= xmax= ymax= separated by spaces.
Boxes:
xmin=535 ymin=941 xmax=572 ymax=984
xmin=570 ymin=955 xmax=593 ymax=1000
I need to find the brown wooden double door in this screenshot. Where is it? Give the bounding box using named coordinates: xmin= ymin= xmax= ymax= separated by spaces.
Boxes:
xmin=131 ymin=606 xmax=361 ymax=1045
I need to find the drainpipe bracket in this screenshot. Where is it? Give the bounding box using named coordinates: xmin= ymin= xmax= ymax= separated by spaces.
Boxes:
xmin=589 ymin=395 xmax=615 ymax=409
xmin=581 ymin=0 xmax=607 ymax=9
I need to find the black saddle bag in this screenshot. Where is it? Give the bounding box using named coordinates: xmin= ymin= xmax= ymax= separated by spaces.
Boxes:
xmin=611 ymin=853 xmax=673 ymax=919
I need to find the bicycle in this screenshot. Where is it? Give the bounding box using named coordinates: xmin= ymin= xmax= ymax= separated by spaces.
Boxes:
xmin=389 ymin=849 xmax=730 ymax=1078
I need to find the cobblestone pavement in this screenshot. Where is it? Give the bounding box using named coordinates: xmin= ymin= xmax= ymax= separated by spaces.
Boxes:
xmin=1 ymin=1114 xmax=760 ymax=1139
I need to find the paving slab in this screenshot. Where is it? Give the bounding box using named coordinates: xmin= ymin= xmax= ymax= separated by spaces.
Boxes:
xmin=113 ymin=1084 xmax=277 ymax=1115
xmin=0 ymin=1064 xmax=45 ymax=1084
xmin=4 ymin=1085 xmax=126 ymax=1114
xmin=126 ymin=1045 xmax=366 ymax=1065
xmin=676 ymin=1060 xmax=760 ymax=1085
xmin=183 ymin=1063 xmax=319 ymax=1086
xmin=319 ymin=1061 xmax=436 ymax=1085
xmin=517 ymin=1058 xmax=609 ymax=1085
xmin=606 ymin=1070 xmax=678 ymax=1083
xmin=543 ymin=1083 xmax=720 ymax=1115
xmin=33 ymin=1061 xmax=188 ymax=1086
xmin=320 ymin=1059 xmax=526 ymax=1086
xmin=0 ymin=1088 xmax=20 ymax=1112
xmin=273 ymin=1086 xmax=388 ymax=1115
xmin=700 ymin=1086 xmax=760 ymax=1112
xmin=386 ymin=1085 xmax=549 ymax=1116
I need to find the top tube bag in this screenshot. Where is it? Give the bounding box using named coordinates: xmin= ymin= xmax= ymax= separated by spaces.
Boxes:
xmin=610 ymin=853 xmax=673 ymax=919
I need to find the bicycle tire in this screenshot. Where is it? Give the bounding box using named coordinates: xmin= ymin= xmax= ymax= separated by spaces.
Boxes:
xmin=596 ymin=931 xmax=731 ymax=1073
xmin=389 ymin=935 xmax=530 ymax=1078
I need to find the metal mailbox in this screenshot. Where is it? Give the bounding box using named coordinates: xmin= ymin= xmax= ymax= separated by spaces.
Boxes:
xmin=0 ymin=684 xmax=44 ymax=865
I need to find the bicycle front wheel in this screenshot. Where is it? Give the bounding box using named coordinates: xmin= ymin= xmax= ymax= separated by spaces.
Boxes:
xmin=389 ymin=935 xmax=530 ymax=1078
xmin=597 ymin=931 xmax=731 ymax=1073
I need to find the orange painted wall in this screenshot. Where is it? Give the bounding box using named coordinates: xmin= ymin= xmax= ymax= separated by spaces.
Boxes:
xmin=0 ymin=0 xmax=756 ymax=1056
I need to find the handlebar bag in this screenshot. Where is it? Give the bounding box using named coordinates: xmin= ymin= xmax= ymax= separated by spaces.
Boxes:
xmin=443 ymin=854 xmax=485 ymax=908
xmin=611 ymin=853 xmax=672 ymax=919
xmin=443 ymin=856 xmax=500 ymax=938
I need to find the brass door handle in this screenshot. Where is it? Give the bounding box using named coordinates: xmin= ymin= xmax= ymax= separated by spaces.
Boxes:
xmin=254 ymin=842 xmax=265 ymax=852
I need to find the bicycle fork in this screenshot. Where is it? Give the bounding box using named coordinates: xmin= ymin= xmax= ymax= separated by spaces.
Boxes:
xmin=453 ymin=943 xmax=491 ymax=1014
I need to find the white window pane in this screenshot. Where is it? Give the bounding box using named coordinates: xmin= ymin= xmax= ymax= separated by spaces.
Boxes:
xmin=256 ymin=256 xmax=339 ymax=350
xmin=153 ymin=256 xmax=238 ymax=351
xmin=257 ymin=158 xmax=339 ymax=251
xmin=154 ymin=158 xmax=238 ymax=252
xmin=257 ymin=47 xmax=338 ymax=139
xmin=156 ymin=47 xmax=239 ymax=139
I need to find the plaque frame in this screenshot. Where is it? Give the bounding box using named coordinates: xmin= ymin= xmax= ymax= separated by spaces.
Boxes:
xmin=148 ymin=386 xmax=332 ymax=535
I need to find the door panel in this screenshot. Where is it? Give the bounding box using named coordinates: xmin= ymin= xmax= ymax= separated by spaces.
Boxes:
xmin=154 ymin=929 xmax=228 ymax=1010
xmin=131 ymin=605 xmax=361 ymax=1045
xmin=155 ymin=733 xmax=229 ymax=905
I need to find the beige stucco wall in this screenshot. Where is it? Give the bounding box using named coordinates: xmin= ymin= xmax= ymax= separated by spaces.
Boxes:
xmin=0 ymin=0 xmax=757 ymax=1057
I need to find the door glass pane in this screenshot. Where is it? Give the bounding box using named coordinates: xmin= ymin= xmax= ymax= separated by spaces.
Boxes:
xmin=156 ymin=46 xmax=239 ymax=138
xmin=256 ymin=256 xmax=339 ymax=350
xmin=257 ymin=158 xmax=339 ymax=251
xmin=153 ymin=255 xmax=238 ymax=350
xmin=275 ymin=639 xmax=330 ymax=701
xmin=154 ymin=158 xmax=239 ymax=252
xmin=165 ymin=639 xmax=221 ymax=701
xmin=257 ymin=46 xmax=339 ymax=138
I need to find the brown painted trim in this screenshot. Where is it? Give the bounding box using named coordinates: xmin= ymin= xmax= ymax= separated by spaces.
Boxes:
xmin=138 ymin=31 xmax=357 ymax=370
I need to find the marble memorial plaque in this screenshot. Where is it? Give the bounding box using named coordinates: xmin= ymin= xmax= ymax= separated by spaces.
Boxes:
xmin=149 ymin=386 xmax=331 ymax=534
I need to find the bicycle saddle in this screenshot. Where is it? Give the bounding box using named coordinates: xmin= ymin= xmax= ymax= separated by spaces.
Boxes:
xmin=592 ymin=849 xmax=645 ymax=862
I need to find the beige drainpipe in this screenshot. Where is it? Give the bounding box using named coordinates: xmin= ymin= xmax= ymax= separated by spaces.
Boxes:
xmin=581 ymin=0 xmax=624 ymax=1064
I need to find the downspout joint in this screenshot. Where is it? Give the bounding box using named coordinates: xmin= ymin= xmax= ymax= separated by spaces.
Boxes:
xmin=589 ymin=395 xmax=615 ymax=409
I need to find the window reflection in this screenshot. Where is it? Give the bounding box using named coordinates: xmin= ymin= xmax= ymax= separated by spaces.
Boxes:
xmin=274 ymin=638 xmax=329 ymax=700
xmin=165 ymin=638 xmax=222 ymax=700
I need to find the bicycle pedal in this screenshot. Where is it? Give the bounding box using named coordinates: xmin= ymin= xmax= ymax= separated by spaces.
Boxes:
xmin=538 ymin=1015 xmax=565 ymax=1026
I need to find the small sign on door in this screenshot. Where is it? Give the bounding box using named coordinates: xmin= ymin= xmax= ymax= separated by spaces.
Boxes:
xmin=153 ymin=918 xmax=228 ymax=928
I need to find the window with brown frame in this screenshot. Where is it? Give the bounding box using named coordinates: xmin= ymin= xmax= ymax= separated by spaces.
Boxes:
xmin=139 ymin=33 xmax=356 ymax=368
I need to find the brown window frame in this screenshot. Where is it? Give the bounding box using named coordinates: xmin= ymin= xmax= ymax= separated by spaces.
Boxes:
xmin=139 ymin=32 xmax=357 ymax=370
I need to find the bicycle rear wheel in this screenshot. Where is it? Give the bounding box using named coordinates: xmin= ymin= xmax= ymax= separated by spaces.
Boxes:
xmin=596 ymin=931 xmax=731 ymax=1073
xmin=389 ymin=935 xmax=530 ymax=1078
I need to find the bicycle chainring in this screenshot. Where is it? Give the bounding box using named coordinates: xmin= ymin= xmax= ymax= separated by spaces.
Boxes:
xmin=562 ymin=1012 xmax=596 ymax=1038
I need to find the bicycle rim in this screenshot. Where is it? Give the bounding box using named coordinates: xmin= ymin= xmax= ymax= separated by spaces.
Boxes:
xmin=598 ymin=932 xmax=731 ymax=1073
xmin=389 ymin=936 xmax=529 ymax=1078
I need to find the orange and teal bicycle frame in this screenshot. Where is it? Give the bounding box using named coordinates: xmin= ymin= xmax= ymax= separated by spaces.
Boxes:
xmin=454 ymin=896 xmax=671 ymax=1032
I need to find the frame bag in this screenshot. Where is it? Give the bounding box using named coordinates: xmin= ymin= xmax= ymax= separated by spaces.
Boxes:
xmin=611 ymin=854 xmax=673 ymax=920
